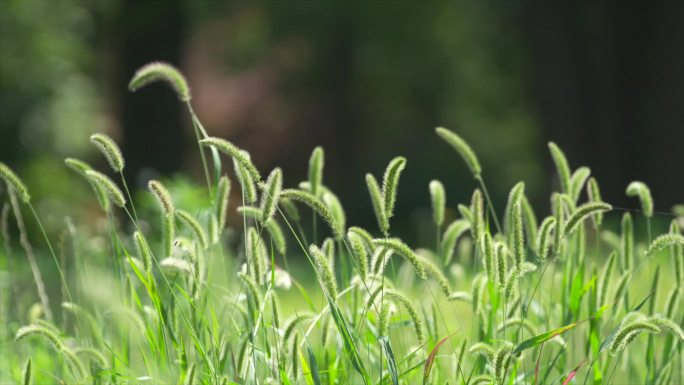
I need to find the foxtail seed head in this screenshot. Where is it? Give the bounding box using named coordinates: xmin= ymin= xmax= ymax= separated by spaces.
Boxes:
xmin=372 ymin=238 xmax=426 ymax=279
xmin=175 ymin=210 xmax=209 ymax=250
xmin=382 ymin=156 xmax=406 ymax=223
xmin=552 ymin=193 xmax=564 ymax=257
xmin=310 ymin=244 xmax=338 ymax=298
xmin=468 ymin=342 xmax=495 ymax=363
xmin=128 ymin=61 xmax=191 ymax=101
xmin=494 ymin=344 xmax=514 ymax=384
xmin=548 ymin=142 xmax=571 ymax=194
xmin=74 ymin=347 xmax=108 ymax=369
xmin=280 ymin=189 xmax=343 ymax=239
xmin=609 ymin=320 xmax=661 ymax=356
xmin=470 ymin=375 xmax=494 ymax=385
xmin=348 ymin=230 xmax=369 ymax=281
xmin=385 ymin=290 xmax=424 ymax=345
xmin=621 ymin=212 xmax=634 ymax=271
xmin=234 ymin=152 xmax=257 ymax=204
xmin=495 ymin=242 xmax=507 ymax=288
xmin=85 ymin=170 xmax=126 ymax=207
xmin=521 ymin=196 xmax=538 ymax=247
xmin=440 ymin=219 xmax=470 ymax=266
xmin=646 ymin=233 xmax=684 ymax=256
xmin=0 ymin=162 xmax=30 ymax=203
xmin=535 ymin=216 xmax=556 ymax=261
xmin=162 ymin=213 xmax=175 ymax=257
xmin=65 ymin=158 xmax=110 ymax=210
xmin=265 ymin=219 xmax=286 ymax=255
xmin=504 ymin=182 xmax=525 ymax=240
xmin=649 ymin=316 xmax=684 ymax=342
xmin=435 ymin=127 xmax=482 ymax=177
xmin=562 ymin=202 xmax=612 ymax=238
xmin=322 ymin=191 xmax=346 ymax=234
xmin=308 ymin=147 xmax=324 ymax=198
xmin=247 ymin=227 xmax=266 ymax=284
xmin=470 ymin=189 xmax=484 ymax=246
xmin=259 ymin=167 xmax=282 ymax=223
xmin=279 ymin=197 xmax=300 ymax=222
xmin=481 ymin=232 xmax=496 ymax=285
xmin=200 ymin=137 xmax=261 ymax=182
xmin=90 ymin=133 xmax=125 ymax=172
xmin=418 ymin=255 xmax=451 ymax=296
xmin=64 ymin=157 xmax=92 ymax=175
xmin=148 ymin=180 xmax=174 ymax=214
xmin=133 ymin=231 xmax=152 ymax=273
xmin=569 ymin=166 xmax=591 ymax=204
xmin=366 ymin=173 xmax=387 ymax=235
xmin=429 ymin=180 xmax=446 ymax=228
xmin=216 ymin=176 xmax=231 ymax=230
xmin=626 ymin=181 xmax=654 ymax=218
xmin=511 ymin=202 xmax=525 ymax=272
xmin=15 ymin=324 xmax=63 ymax=349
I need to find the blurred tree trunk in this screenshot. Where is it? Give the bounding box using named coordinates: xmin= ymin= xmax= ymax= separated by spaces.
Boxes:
xmin=527 ymin=2 xmax=684 ymax=209
xmin=119 ymin=0 xmax=186 ymax=188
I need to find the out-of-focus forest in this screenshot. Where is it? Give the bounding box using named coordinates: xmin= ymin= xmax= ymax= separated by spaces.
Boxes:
xmin=1 ymin=1 xmax=682 ymax=241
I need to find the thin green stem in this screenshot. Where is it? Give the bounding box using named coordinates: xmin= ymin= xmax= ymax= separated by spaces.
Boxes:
xmin=476 ymin=175 xmax=502 ymax=234
xmin=186 ymin=102 xmax=214 ymax=200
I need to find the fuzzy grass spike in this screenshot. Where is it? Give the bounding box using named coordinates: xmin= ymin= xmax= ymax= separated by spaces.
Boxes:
xmin=85 ymin=170 xmax=126 ymax=207
xmin=435 ymin=127 xmax=481 ymax=177
xmin=128 ymin=61 xmax=191 ymax=101
xmin=626 ymin=181 xmax=654 ymax=218
xmin=90 ymin=133 xmax=125 ymax=172
xmin=0 ymin=162 xmax=30 ymax=203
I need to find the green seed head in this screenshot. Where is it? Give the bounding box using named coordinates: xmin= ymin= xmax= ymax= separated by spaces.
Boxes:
xmin=216 ymin=176 xmax=231 ymax=230
xmin=429 ymin=180 xmax=446 ymax=228
xmin=0 ymin=162 xmax=30 ymax=203
xmin=308 ymin=146 xmax=324 ymax=198
xmin=280 ymin=189 xmax=343 ymax=239
xmin=85 ymin=170 xmax=126 ymax=208
xmin=626 ymin=181 xmax=654 ymax=218
xmin=90 ymin=133 xmax=125 ymax=173
xmin=148 ymin=179 xmax=174 ymax=214
xmin=373 ymin=238 xmax=426 ymax=279
xmin=259 ymin=167 xmax=283 ymax=223
xmin=366 ymin=173 xmax=387 ymax=235
xmin=382 ymin=156 xmax=407 ymax=223
xmin=548 ymin=142 xmax=571 ymax=194
xmin=435 ymin=127 xmax=482 ymax=177
xmin=128 ymin=61 xmax=191 ymax=101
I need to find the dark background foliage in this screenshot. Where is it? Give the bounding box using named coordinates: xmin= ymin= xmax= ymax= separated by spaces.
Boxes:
xmin=1 ymin=1 xmax=682 ymax=240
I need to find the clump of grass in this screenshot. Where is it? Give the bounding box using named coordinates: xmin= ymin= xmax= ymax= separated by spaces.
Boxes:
xmin=5 ymin=61 xmax=683 ymax=385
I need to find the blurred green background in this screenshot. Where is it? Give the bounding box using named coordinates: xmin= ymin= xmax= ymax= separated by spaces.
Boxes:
xmin=1 ymin=0 xmax=683 ymax=242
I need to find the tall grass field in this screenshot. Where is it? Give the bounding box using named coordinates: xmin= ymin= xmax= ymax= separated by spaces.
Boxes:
xmin=1 ymin=62 xmax=683 ymax=385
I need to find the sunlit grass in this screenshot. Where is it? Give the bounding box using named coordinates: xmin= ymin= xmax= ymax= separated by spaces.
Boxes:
xmin=1 ymin=62 xmax=683 ymax=385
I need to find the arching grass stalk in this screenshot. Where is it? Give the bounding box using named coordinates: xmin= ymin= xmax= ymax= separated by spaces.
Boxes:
xmin=127 ymin=61 xmax=219 ymax=198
